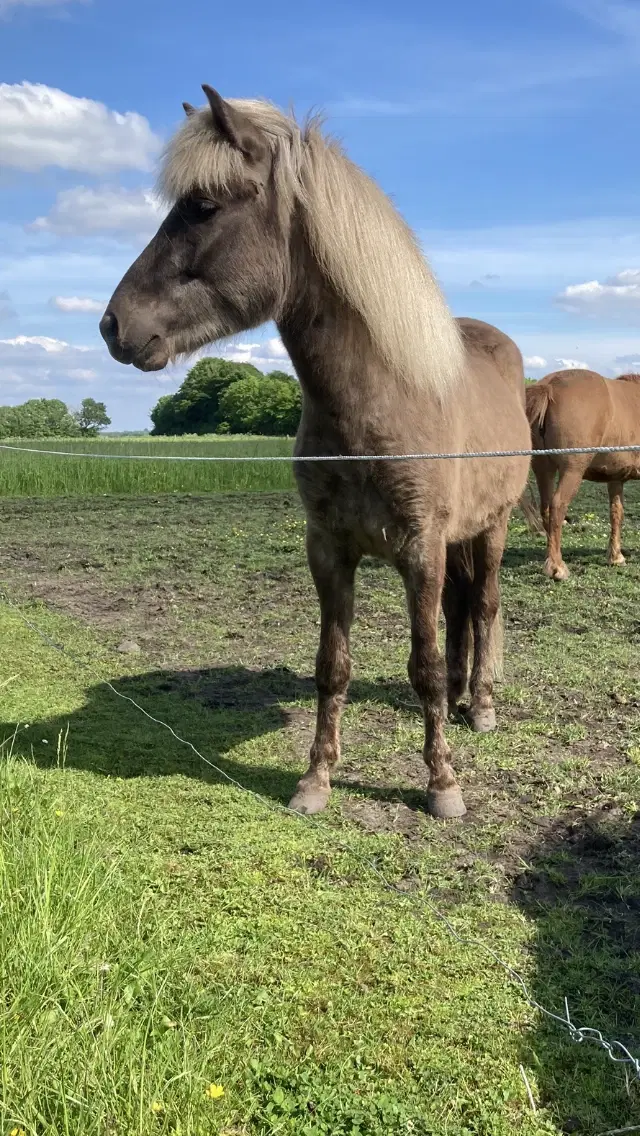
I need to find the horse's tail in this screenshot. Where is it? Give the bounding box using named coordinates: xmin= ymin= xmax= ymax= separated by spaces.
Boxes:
xmin=517 ymin=484 xmax=545 ymax=535
xmin=525 ymin=380 xmax=553 ymax=436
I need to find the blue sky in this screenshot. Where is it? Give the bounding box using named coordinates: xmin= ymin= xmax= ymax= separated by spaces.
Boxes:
xmin=2 ymin=0 xmax=640 ymax=428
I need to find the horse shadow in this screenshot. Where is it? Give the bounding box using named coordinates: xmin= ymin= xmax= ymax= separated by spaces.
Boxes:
xmin=0 ymin=664 xmax=425 ymax=807
xmin=512 ymin=808 xmax=640 ymax=1133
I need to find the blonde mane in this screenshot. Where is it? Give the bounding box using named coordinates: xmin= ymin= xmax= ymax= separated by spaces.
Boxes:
xmin=159 ymin=98 xmax=464 ymax=394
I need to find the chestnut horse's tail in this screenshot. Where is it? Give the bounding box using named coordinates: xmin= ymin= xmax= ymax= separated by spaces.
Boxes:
xmin=521 ymin=380 xmax=554 ymax=536
xmin=525 ymin=380 xmax=553 ymax=437
xmin=517 ymin=484 xmax=546 ymax=535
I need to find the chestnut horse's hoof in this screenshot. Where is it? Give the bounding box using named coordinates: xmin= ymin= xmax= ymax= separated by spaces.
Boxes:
xmin=288 ymin=782 xmax=331 ymax=815
xmin=426 ymin=786 xmax=467 ymax=819
xmin=461 ymin=706 xmax=497 ymax=733
xmin=544 ymin=557 xmax=570 ymax=581
xmin=608 ymin=553 xmax=626 ymax=567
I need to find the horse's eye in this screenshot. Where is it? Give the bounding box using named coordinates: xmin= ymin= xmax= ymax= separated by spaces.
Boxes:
xmin=191 ymin=196 xmax=219 ymax=216
xmin=176 ymin=196 xmax=219 ymax=224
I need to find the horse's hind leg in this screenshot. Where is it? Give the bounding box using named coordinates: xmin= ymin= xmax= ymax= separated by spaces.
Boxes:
xmin=443 ymin=543 xmax=473 ymax=718
xmin=545 ymin=465 xmax=585 ymax=581
xmin=289 ymin=528 xmax=359 ymax=815
xmin=607 ymin=481 xmax=626 ymax=566
xmin=532 ymin=456 xmax=555 ymax=534
xmin=401 ymin=537 xmax=466 ymax=819
xmin=466 ymin=508 xmax=510 ymax=734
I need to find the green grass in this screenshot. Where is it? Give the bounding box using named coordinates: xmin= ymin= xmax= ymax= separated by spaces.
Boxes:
xmin=1 ymin=478 xmax=639 ymax=1135
xmin=0 ymin=435 xmax=296 ymax=497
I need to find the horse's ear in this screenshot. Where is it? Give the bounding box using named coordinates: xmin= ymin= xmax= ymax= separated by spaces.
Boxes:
xmin=202 ymin=84 xmax=246 ymax=152
xmin=182 ymin=102 xmax=197 ymax=118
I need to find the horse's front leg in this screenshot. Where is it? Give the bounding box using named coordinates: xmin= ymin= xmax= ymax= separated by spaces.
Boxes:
xmin=288 ymin=528 xmax=359 ymax=815
xmin=401 ymin=538 xmax=467 ymax=819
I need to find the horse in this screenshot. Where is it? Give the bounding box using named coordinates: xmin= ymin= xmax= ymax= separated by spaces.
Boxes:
xmin=526 ymin=370 xmax=640 ymax=580
xmin=100 ymin=86 xmax=531 ymax=819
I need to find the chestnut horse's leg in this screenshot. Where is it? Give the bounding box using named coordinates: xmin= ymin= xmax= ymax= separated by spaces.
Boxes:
xmin=545 ymin=465 xmax=586 ymax=581
xmin=289 ymin=528 xmax=359 ymax=815
xmin=607 ymin=481 xmax=626 ymax=567
xmin=401 ymin=538 xmax=466 ymax=819
xmin=466 ymin=509 xmax=510 ymax=734
xmin=443 ymin=543 xmax=473 ymax=718
xmin=532 ymin=456 xmax=555 ymax=534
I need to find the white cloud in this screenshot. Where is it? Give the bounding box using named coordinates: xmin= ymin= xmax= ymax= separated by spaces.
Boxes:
xmin=222 ymin=336 xmax=294 ymax=373
xmin=0 ymin=82 xmax=160 ymax=173
xmin=555 ymin=356 xmax=589 ymax=369
xmin=0 ymin=334 xmax=80 ymax=353
xmin=0 ymin=335 xmax=113 ymax=402
xmin=524 ymin=355 xmax=547 ymax=369
xmin=30 ymin=186 xmax=163 ymax=240
xmin=555 ymin=269 xmax=640 ymax=316
xmin=262 ymin=336 xmax=290 ymax=360
xmin=614 ymin=353 xmax=640 ymax=370
xmin=52 ymin=295 xmax=104 ymax=313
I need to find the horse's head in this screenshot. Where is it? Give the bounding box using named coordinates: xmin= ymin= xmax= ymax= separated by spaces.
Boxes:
xmin=100 ymin=87 xmax=293 ymax=372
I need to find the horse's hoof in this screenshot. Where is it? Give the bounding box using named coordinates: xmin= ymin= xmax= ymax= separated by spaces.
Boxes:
xmin=466 ymin=707 xmax=497 ymax=733
xmin=608 ymin=554 xmax=626 ymax=567
xmin=288 ymin=783 xmax=331 ymax=815
xmin=426 ymin=786 xmax=467 ymax=819
xmin=544 ymin=558 xmax=569 ymax=581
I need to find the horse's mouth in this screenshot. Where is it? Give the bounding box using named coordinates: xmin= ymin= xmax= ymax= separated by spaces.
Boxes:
xmin=132 ymin=336 xmax=170 ymax=372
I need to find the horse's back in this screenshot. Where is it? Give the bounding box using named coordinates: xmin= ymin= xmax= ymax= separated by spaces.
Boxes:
xmin=457 ymin=317 xmax=525 ymax=400
xmin=525 ymin=369 xmax=640 ymax=480
xmin=528 ymin=370 xmax=611 ymax=447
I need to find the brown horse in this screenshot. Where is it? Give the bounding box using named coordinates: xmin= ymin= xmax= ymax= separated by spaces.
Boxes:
xmin=100 ymin=87 xmax=530 ymax=819
xmin=527 ymin=370 xmax=640 ymax=580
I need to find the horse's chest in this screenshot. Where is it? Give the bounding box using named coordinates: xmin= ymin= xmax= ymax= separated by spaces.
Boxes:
xmin=295 ymin=468 xmax=412 ymax=558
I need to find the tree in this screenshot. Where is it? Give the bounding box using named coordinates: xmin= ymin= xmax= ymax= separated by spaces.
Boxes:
xmin=264 ymin=370 xmax=296 ymax=384
xmin=74 ymin=398 xmax=111 ymax=436
xmin=218 ymin=375 xmax=302 ymax=435
xmin=150 ymin=357 xmax=263 ymax=435
xmin=0 ymin=398 xmax=80 ymax=438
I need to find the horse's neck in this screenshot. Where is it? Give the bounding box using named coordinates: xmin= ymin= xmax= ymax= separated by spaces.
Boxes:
xmin=277 ymin=234 xmax=401 ymax=425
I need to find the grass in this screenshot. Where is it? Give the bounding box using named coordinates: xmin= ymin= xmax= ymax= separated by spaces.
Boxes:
xmin=1 ymin=477 xmax=639 ymax=1134
xmin=0 ymin=435 xmax=296 ymax=497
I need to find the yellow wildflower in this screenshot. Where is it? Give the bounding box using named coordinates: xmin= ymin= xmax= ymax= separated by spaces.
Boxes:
xmin=55 ymin=811 xmax=64 ymax=818
xmin=10 ymin=1128 xmax=27 ymax=1136
xmin=151 ymin=1101 xmax=164 ymax=1114
xmin=205 ymin=1083 xmax=225 ymax=1100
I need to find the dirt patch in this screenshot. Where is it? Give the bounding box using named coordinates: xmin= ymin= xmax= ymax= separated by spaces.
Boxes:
xmin=340 ymin=797 xmax=426 ymax=840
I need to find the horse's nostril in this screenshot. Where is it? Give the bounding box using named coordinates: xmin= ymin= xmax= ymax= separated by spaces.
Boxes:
xmin=100 ymin=309 xmax=118 ymax=344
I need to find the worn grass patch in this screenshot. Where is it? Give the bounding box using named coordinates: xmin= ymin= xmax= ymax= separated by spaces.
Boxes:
xmin=1 ymin=479 xmax=639 ymax=1134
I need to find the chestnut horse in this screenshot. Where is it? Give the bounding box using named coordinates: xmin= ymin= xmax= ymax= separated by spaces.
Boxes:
xmin=100 ymin=87 xmax=530 ymax=818
xmin=527 ymin=370 xmax=640 ymax=580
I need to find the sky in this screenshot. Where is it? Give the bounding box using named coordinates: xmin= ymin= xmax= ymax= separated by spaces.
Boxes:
xmin=2 ymin=0 xmax=640 ymax=429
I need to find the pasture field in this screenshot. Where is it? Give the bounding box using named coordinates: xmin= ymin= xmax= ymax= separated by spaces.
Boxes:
xmin=0 ymin=435 xmax=296 ymax=497
xmin=0 ymin=475 xmax=639 ymax=1135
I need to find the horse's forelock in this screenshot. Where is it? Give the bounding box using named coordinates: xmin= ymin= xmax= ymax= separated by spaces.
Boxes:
xmin=158 ymin=100 xmax=301 ymax=205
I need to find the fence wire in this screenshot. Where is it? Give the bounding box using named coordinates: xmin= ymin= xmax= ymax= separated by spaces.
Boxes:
xmin=2 ymin=441 xmax=640 ymax=462
xmin=1 ymin=585 xmax=639 ymax=1101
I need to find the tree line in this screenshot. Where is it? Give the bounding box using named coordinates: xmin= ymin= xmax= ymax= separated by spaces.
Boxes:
xmin=0 ymin=398 xmax=111 ymax=439
xmin=150 ymin=358 xmax=301 ymax=436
